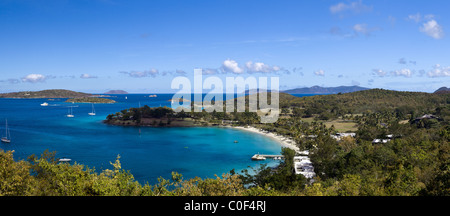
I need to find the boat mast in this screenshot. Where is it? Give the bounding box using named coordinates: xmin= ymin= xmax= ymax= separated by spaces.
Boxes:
xmin=5 ymin=119 xmax=7 ymax=138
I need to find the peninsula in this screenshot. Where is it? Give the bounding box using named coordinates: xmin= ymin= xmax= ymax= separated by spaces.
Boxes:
xmin=65 ymin=97 xmax=116 ymax=104
xmin=104 ymin=106 xmax=201 ymax=127
xmin=0 ymin=89 xmax=91 ymax=98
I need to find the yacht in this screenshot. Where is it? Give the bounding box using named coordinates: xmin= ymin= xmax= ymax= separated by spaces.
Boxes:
xmin=88 ymin=104 xmax=96 ymax=116
xmin=1 ymin=119 xmax=11 ymax=143
xmin=41 ymin=102 xmax=48 ymax=106
xmin=67 ymin=107 xmax=74 ymax=118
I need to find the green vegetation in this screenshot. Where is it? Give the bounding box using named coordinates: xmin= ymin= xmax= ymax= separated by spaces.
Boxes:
xmin=102 ymin=88 xmax=449 ymax=196
xmin=65 ymin=97 xmax=116 ymax=104
xmin=104 ymin=105 xmax=261 ymax=127
xmin=104 ymin=106 xmax=199 ymax=127
xmin=1 ymin=89 xmax=449 ymax=196
xmin=0 ymin=89 xmax=91 ymax=98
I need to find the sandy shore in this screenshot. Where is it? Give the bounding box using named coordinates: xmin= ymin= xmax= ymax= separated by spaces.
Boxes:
xmin=232 ymin=126 xmax=300 ymax=152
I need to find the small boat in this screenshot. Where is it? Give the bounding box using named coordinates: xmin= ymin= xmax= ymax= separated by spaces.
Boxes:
xmin=40 ymin=102 xmax=48 ymax=106
xmin=234 ymin=140 xmax=238 ymax=143
xmin=251 ymin=154 xmax=266 ymax=161
xmin=1 ymin=119 xmax=11 ymax=143
xmin=149 ymin=94 xmax=157 ymax=98
xmin=67 ymin=107 xmax=74 ymax=118
xmin=58 ymin=158 xmax=72 ymax=162
xmin=88 ymin=104 xmax=96 ymax=116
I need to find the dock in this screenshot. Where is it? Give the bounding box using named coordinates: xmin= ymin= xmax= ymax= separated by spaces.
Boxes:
xmin=251 ymin=154 xmax=284 ymax=160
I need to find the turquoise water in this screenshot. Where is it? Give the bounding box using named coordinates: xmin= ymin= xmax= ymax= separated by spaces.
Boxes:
xmin=0 ymin=94 xmax=290 ymax=184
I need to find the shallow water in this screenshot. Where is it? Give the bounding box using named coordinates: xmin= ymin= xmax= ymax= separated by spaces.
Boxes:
xmin=0 ymin=94 xmax=287 ymax=184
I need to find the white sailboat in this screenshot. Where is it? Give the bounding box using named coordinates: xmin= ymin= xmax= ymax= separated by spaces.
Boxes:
xmin=58 ymin=158 xmax=72 ymax=162
xmin=1 ymin=119 xmax=11 ymax=143
xmin=67 ymin=107 xmax=74 ymax=118
xmin=88 ymin=104 xmax=96 ymax=116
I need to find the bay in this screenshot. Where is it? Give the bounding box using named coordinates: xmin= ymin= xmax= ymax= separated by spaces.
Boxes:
xmin=0 ymin=94 xmax=304 ymax=184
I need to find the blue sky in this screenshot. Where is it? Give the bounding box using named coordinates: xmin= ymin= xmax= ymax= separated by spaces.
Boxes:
xmin=0 ymin=0 xmax=449 ymax=93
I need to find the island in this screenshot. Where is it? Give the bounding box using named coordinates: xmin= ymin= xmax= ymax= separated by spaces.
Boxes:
xmin=65 ymin=97 xmax=116 ymax=104
xmin=0 ymin=89 xmax=92 ymax=98
xmin=104 ymin=90 xmax=129 ymax=94
xmin=434 ymin=86 xmax=450 ymax=94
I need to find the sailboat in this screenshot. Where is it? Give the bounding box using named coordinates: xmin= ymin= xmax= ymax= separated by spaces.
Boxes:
xmin=88 ymin=104 xmax=96 ymax=116
xmin=67 ymin=107 xmax=74 ymax=118
xmin=1 ymin=119 xmax=11 ymax=143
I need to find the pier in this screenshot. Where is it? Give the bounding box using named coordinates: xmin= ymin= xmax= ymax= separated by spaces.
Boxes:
xmin=251 ymin=154 xmax=284 ymax=160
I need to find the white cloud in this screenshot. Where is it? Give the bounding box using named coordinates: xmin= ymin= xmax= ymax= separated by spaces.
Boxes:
xmin=175 ymin=69 xmax=187 ymax=75
xmin=148 ymin=68 xmax=159 ymax=77
xmin=0 ymin=79 xmax=20 ymax=84
xmin=21 ymin=74 xmax=47 ymax=83
xmin=391 ymin=68 xmax=412 ymax=77
xmin=407 ymin=13 xmax=436 ymax=23
xmin=245 ymin=61 xmax=281 ymax=73
xmin=408 ymin=13 xmax=422 ymax=23
xmin=427 ymin=64 xmax=450 ymax=77
xmin=120 ymin=69 xmax=159 ymax=78
xmin=80 ymin=73 xmax=98 ymax=79
xmin=353 ymin=23 xmax=380 ymax=36
xmin=314 ymin=69 xmax=325 ymax=76
xmin=372 ymin=69 xmax=387 ymax=77
xmin=398 ymin=58 xmax=407 ymax=64
xmin=221 ymin=59 xmax=243 ymax=74
xmin=420 ymin=19 xmax=444 ymax=39
xmin=330 ymin=0 xmax=372 ymax=14
xmin=202 ymin=68 xmax=219 ymax=75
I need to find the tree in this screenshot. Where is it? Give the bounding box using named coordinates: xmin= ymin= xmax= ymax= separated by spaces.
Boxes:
xmin=0 ymin=150 xmax=35 ymax=195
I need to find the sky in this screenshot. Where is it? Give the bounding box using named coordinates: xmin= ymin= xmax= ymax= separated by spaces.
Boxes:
xmin=0 ymin=0 xmax=449 ymax=93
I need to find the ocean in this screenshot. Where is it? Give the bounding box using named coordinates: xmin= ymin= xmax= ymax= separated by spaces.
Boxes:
xmin=0 ymin=93 xmax=311 ymax=184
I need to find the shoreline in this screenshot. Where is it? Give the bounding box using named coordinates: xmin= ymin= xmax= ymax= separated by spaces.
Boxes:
xmin=230 ymin=126 xmax=300 ymax=153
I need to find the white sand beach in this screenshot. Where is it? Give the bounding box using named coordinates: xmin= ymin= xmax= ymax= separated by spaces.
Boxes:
xmin=232 ymin=126 xmax=300 ymax=152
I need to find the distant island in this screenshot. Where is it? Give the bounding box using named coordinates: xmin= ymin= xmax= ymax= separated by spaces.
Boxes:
xmin=104 ymin=90 xmax=129 ymax=94
xmin=434 ymin=87 xmax=450 ymax=94
xmin=65 ymin=97 xmax=116 ymax=104
xmin=0 ymin=89 xmax=91 ymax=98
xmin=282 ymin=85 xmax=369 ymax=94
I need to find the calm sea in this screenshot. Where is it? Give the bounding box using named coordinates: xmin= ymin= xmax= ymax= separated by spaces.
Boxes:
xmin=0 ymin=93 xmax=311 ymax=184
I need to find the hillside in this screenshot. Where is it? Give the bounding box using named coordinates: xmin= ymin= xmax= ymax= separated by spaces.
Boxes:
xmin=283 ymin=85 xmax=369 ymax=94
xmin=434 ymin=87 xmax=450 ymax=94
xmin=279 ymin=89 xmax=449 ymax=118
xmin=0 ymin=89 xmax=91 ymax=98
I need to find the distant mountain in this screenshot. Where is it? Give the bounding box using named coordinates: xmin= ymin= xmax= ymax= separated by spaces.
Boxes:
xmin=243 ymin=89 xmax=279 ymax=94
xmin=0 ymin=89 xmax=91 ymax=98
xmin=434 ymin=87 xmax=450 ymax=94
xmin=282 ymin=85 xmax=370 ymax=94
xmin=104 ymin=90 xmax=129 ymax=94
